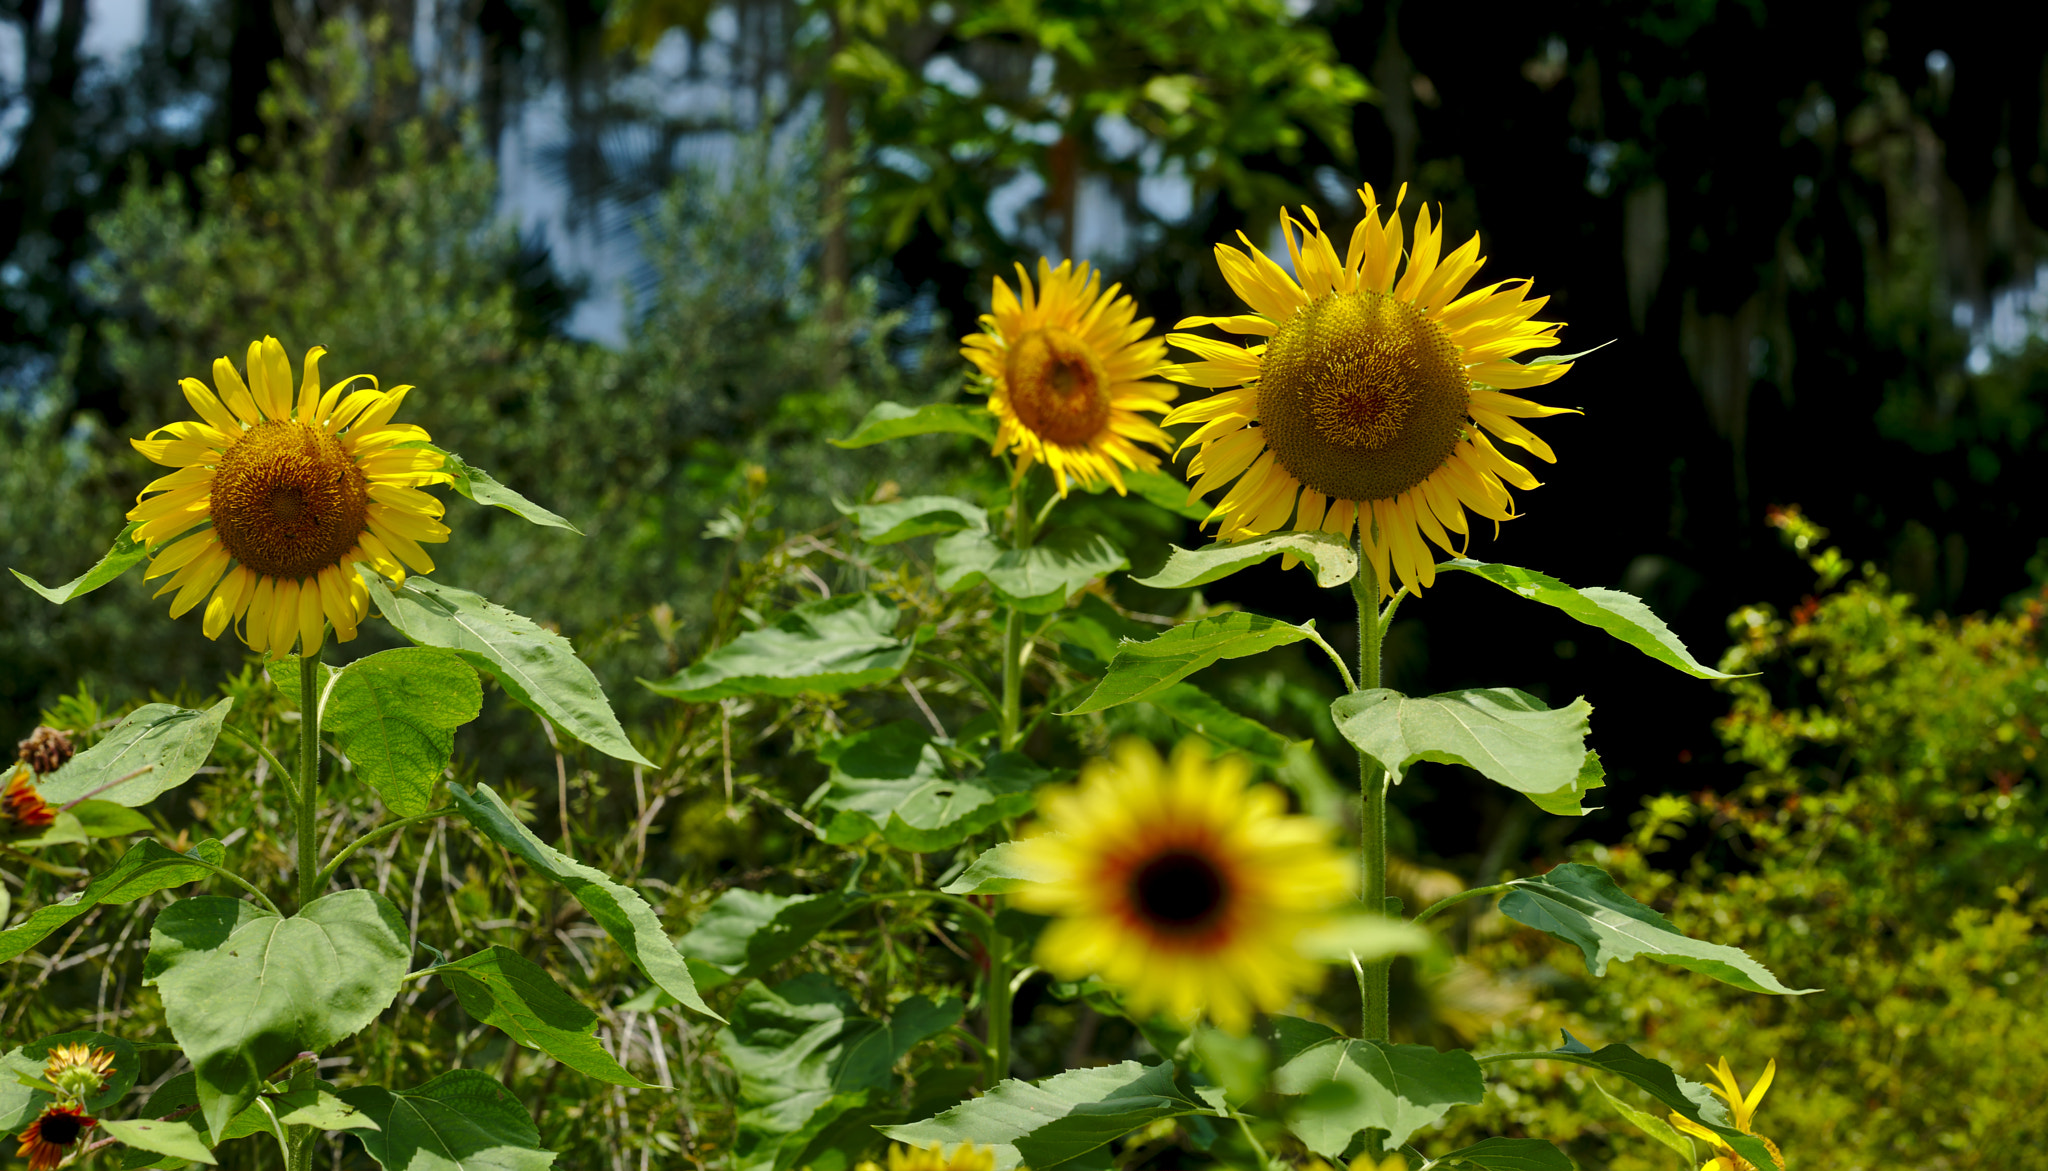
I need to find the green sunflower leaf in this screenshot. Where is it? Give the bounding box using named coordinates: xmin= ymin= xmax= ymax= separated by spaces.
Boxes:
xmin=830 ymin=401 xmax=996 ymax=448
xmin=434 ymin=946 xmax=653 ymax=1088
xmin=366 ymin=575 xmax=652 ymax=767
xmin=429 ymin=446 xmax=583 ymax=534
xmin=679 ymin=890 xmax=866 ymax=978
xmin=1109 ymin=466 xmax=1213 ymax=520
xmin=146 ymin=890 xmax=410 ymax=1137
xmin=1135 ymin=532 xmax=1359 ymax=590
xmin=315 ymin=647 xmax=482 ymax=816
xmin=1144 ymin=682 xmax=1295 ymax=765
xmin=1067 ymin=612 xmax=1320 ymax=714
xmin=0 ymin=1031 xmax=142 ymax=1130
xmin=1271 ymin=1038 xmax=1484 ymax=1157
xmin=95 ymin=1119 xmax=218 ymax=1166
xmin=448 ymin=781 xmax=719 ymax=1021
xmin=812 ymin=723 xmax=1048 ymax=852
xmin=936 ymin=528 xmax=1129 ymax=614
xmin=0 ymin=838 xmax=226 ymax=964
xmin=338 ymin=1070 xmax=555 ymax=1171
xmin=1434 ymin=1137 xmax=1575 ymax=1170
xmin=644 ymin=592 xmax=914 ymax=702
xmin=69 ymin=801 xmax=155 ymax=838
xmin=1499 ymin=863 xmax=1816 ymax=995
xmin=33 ymin=698 xmax=234 ymax=808
xmin=939 ymin=841 xmax=1046 ymax=895
xmin=1330 ymin=688 xmax=1597 ymax=814
xmin=1595 ymin=1080 xmax=1697 ymax=1162
xmin=1438 ymin=561 xmax=1738 ymax=680
xmin=881 ymin=1060 xmax=1210 ymax=1171
xmin=840 ymin=495 xmax=989 ymax=544
xmin=1527 ymin=1032 xmax=1780 ymax=1171
xmin=10 ymin=521 xmax=149 ymax=604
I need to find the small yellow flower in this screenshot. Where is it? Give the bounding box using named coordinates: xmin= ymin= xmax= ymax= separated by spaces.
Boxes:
xmin=127 ymin=336 xmax=453 ymax=657
xmin=855 ymin=1142 xmax=1002 ymax=1171
xmin=15 ymin=1104 xmax=95 ymax=1171
xmin=42 ymin=1043 xmax=116 ymax=1102
xmin=1670 ymin=1057 xmax=1783 ymax=1171
xmin=961 ymin=258 xmax=1179 ymax=496
xmin=2 ymin=763 xmax=57 ymax=836
xmin=1010 ymin=739 xmax=1352 ymax=1034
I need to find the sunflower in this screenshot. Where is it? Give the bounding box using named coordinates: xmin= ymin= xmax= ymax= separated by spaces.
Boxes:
xmin=41 ymin=1043 xmax=116 ymax=1102
xmin=14 ymin=1104 xmax=95 ymax=1171
xmin=855 ymin=1142 xmax=1002 ymax=1171
xmin=1164 ymin=184 xmax=1577 ymax=598
xmin=127 ymin=337 xmax=452 ymax=657
xmin=2 ymin=763 xmax=56 ymax=835
xmin=961 ymin=258 xmax=1179 ymax=496
xmin=1010 ymin=739 xmax=1352 ymax=1034
xmin=1670 ymin=1057 xmax=1782 ymax=1171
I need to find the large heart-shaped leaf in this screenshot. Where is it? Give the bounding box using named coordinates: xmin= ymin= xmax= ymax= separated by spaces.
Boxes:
xmin=830 ymin=401 xmax=995 ymax=448
xmin=34 ymin=699 xmax=233 ymax=808
xmin=340 ymin=1070 xmax=555 ymax=1171
xmin=448 ymin=782 xmax=717 ymax=1020
xmin=842 ymin=495 xmax=988 ymax=545
xmin=936 ymin=528 xmax=1129 ymax=613
xmin=813 ymin=724 xmax=1045 ymax=852
xmin=11 ymin=521 xmax=148 ymax=603
xmin=1271 ymin=1039 xmax=1484 ymax=1156
xmin=1330 ymin=688 xmax=1599 ymax=814
xmin=646 ymin=593 xmax=914 ymax=702
xmin=0 ymin=839 xmax=226 ymax=963
xmin=1439 ymin=561 xmax=1736 ymax=679
xmin=318 ymin=648 xmax=481 ymax=816
xmin=435 ymin=946 xmax=651 ymax=1087
xmin=1500 ymin=864 xmax=1814 ymax=994
xmin=147 ymin=890 xmax=409 ymax=1136
xmin=1135 ymin=532 xmax=1359 ymax=590
xmin=367 ymin=576 xmax=650 ymax=767
xmin=1067 ymin=613 xmax=1319 ymax=714
xmin=881 ymin=1061 xmax=1208 ymax=1170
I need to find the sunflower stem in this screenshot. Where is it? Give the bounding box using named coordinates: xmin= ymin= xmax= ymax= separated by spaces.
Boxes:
xmin=295 ymin=650 xmax=324 ymax=912
xmin=1351 ymin=550 xmax=1390 ymax=1042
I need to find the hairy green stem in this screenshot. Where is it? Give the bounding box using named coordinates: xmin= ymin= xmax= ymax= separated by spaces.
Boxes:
xmin=1413 ymin=882 xmax=1512 ymax=925
xmin=295 ymin=651 xmax=323 ymax=912
xmin=1352 ymin=551 xmax=1390 ymax=1041
xmin=1224 ymin=1100 xmax=1275 ymax=1171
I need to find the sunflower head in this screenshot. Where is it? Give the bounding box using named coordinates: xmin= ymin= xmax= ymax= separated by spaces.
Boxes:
xmin=961 ymin=258 xmax=1179 ymax=496
xmin=16 ymin=726 xmax=75 ymax=776
xmin=15 ymin=1104 xmax=95 ymax=1171
xmin=1165 ymin=184 xmax=1579 ymax=599
xmin=127 ymin=337 xmax=453 ymax=658
xmin=1010 ymin=738 xmax=1351 ymax=1034
xmin=1669 ymin=1057 xmax=1782 ymax=1171
xmin=41 ymin=1043 xmax=116 ymax=1102
xmin=856 ymin=1142 xmax=1003 ymax=1171
xmin=2 ymin=763 xmax=56 ymax=835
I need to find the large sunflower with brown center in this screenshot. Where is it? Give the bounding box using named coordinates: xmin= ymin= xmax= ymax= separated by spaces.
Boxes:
xmin=1010 ymin=739 xmax=1351 ymax=1034
xmin=961 ymin=258 xmax=1179 ymax=496
xmin=1165 ymin=184 xmax=1577 ymax=598
xmin=128 ymin=337 xmax=451 ymax=657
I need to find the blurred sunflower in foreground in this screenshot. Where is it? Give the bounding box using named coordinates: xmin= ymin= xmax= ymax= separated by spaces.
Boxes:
xmin=961 ymin=258 xmax=1179 ymax=496
xmin=1167 ymin=183 xmax=1577 ymax=597
xmin=127 ymin=336 xmax=452 ymax=656
xmin=856 ymin=1142 xmax=1002 ymax=1171
xmin=1011 ymin=739 xmax=1351 ymax=1034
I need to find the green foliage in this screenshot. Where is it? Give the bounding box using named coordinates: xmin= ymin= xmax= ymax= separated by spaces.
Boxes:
xmin=934 ymin=529 xmax=1130 ymax=613
xmin=879 ymin=1061 xmax=1210 ymax=1170
xmin=34 ymin=699 xmax=233 ymax=807
xmin=1271 ymin=1038 xmax=1485 ymax=1156
xmin=1331 ymin=689 xmax=1598 ymax=815
xmin=1067 ymin=612 xmax=1323 ymax=712
xmin=644 ymin=594 xmax=916 ymax=702
xmin=1437 ymin=561 xmax=1738 ymax=680
xmin=1136 ymin=533 xmax=1359 ymax=591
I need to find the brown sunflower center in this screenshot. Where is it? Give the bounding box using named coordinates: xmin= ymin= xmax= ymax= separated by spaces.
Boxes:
xmin=35 ymin=1111 xmax=87 ymax=1145
xmin=1256 ymin=290 xmax=1469 ymax=501
xmin=1005 ymin=325 xmax=1111 ymax=445
xmin=211 ymin=420 xmax=368 ymax=580
xmin=1128 ymin=847 xmax=1230 ymax=933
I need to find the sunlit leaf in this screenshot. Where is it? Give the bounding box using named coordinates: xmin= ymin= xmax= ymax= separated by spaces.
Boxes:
xmin=645 ymin=593 xmax=913 ymax=702
xmin=435 ymin=946 xmax=652 ymax=1088
xmin=431 ymin=446 xmax=582 ymax=534
xmin=842 ymin=495 xmax=988 ymax=544
xmin=1439 ymin=561 xmax=1736 ymax=679
xmin=69 ymin=801 xmax=154 ymax=838
xmin=936 ymin=528 xmax=1128 ymax=614
xmin=1330 ymin=688 xmax=1594 ymax=813
xmin=318 ymin=647 xmax=482 ymax=816
xmin=0 ymin=839 xmax=225 ymax=963
xmin=881 ymin=1061 xmax=1208 ymax=1170
xmin=449 ymin=781 xmax=718 ymax=1020
xmin=35 ymin=699 xmax=233 ymax=808
xmin=1144 ymin=683 xmax=1294 ymax=765
xmin=939 ymin=841 xmax=1046 ymax=896
xmin=1271 ymin=1038 xmax=1484 ymax=1156
xmin=147 ymin=891 xmax=410 ymax=1136
xmin=10 ymin=521 xmax=148 ymax=604
xmin=340 ymin=1070 xmax=556 ymax=1171
xmin=813 ymin=723 xmax=1046 ymax=852
xmin=97 ymin=1119 xmax=218 ymax=1165
xmin=367 ymin=576 xmax=650 ymax=766
xmin=1595 ymin=1080 xmax=1696 ymax=1162
xmin=680 ymin=890 xmax=865 ymax=978
xmin=1067 ymin=613 xmax=1319 ymax=714
xmin=1134 ymin=532 xmax=1358 ymax=590
xmin=1500 ymin=864 xmax=1815 ymax=994
xmin=830 ymin=401 xmax=996 ymax=448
